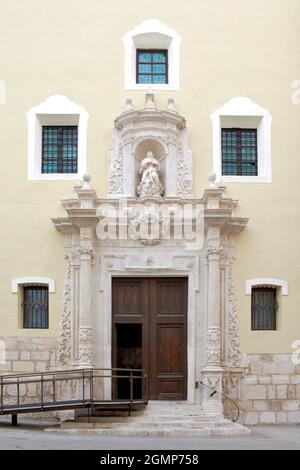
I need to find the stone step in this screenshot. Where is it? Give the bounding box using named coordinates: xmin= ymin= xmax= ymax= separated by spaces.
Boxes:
xmin=76 ymin=415 xmax=210 ymax=424
xmin=62 ymin=415 xmax=238 ymax=429
xmin=146 ymin=401 xmax=197 ymax=406
xmin=52 ymin=400 xmax=251 ymax=437
xmin=50 ymin=422 xmax=251 ymax=437
xmin=132 ymin=404 xmax=205 ymax=413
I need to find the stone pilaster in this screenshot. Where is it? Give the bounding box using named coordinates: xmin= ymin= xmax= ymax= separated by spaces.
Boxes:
xmin=202 ymin=225 xmax=224 ymax=415
xmin=78 ymin=226 xmax=94 ymax=368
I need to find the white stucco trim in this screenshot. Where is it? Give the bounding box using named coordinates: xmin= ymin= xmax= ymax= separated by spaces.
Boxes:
xmin=0 ymin=80 xmax=6 ymax=104
xmin=26 ymin=95 xmax=89 ymax=181
xmin=11 ymin=277 xmax=56 ymax=294
xmin=123 ymin=19 xmax=181 ymax=91
xmin=211 ymin=97 xmax=272 ymax=183
xmin=245 ymin=278 xmax=288 ymax=296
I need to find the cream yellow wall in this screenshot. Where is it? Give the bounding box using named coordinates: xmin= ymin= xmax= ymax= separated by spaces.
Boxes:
xmin=0 ymin=0 xmax=299 ymax=351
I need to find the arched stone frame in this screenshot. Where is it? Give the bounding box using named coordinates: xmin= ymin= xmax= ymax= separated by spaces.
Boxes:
xmin=11 ymin=276 xmax=56 ymax=293
xmin=123 ymin=19 xmax=181 ymax=91
xmin=245 ymin=278 xmax=288 ymax=296
xmin=26 ymin=95 xmax=89 ymax=181
xmin=211 ymin=97 xmax=272 ymax=183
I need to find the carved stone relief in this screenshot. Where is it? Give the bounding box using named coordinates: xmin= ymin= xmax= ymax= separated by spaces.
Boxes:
xmin=227 ymin=257 xmax=241 ymax=366
xmin=206 ymin=328 xmax=222 ymax=363
xmin=78 ymin=327 xmax=94 ymax=365
xmin=57 ymin=255 xmax=72 ymax=366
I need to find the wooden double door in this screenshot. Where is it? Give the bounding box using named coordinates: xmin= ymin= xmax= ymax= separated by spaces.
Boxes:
xmin=112 ymin=277 xmax=188 ymax=401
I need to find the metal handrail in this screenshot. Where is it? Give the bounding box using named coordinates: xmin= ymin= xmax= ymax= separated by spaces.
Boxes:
xmin=196 ymin=380 xmax=240 ymax=423
xmin=0 ymin=367 xmax=144 ymax=379
xmin=0 ymin=368 xmax=147 ymax=422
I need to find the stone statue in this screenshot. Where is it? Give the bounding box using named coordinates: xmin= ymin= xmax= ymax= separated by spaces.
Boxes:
xmin=137 ymin=151 xmax=164 ymax=198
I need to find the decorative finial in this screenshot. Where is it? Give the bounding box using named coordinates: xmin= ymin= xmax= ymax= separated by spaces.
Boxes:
xmin=167 ymin=97 xmax=177 ymax=112
xmin=145 ymin=87 xmax=155 ymax=110
xmin=208 ymin=171 xmax=217 ymax=188
xmin=125 ymin=97 xmax=134 ymax=111
xmin=82 ymin=173 xmax=92 ymax=189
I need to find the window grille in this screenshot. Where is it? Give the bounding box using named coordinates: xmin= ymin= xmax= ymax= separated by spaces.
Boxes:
xmin=251 ymin=287 xmax=278 ymax=331
xmin=222 ymin=128 xmax=258 ymax=176
xmin=136 ymin=49 xmax=168 ymax=84
xmin=23 ymin=286 xmax=49 ymax=329
xmin=42 ymin=126 xmax=78 ymax=174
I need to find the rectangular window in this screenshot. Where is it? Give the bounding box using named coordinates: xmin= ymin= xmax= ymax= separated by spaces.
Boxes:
xmin=251 ymin=287 xmax=278 ymax=331
xmin=222 ymin=128 xmax=258 ymax=176
xmin=136 ymin=49 xmax=168 ymax=85
xmin=23 ymin=286 xmax=49 ymax=329
xmin=42 ymin=126 xmax=78 ymax=174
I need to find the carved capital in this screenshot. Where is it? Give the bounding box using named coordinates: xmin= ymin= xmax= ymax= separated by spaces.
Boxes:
xmin=79 ymin=247 xmax=95 ymax=259
xmin=207 ymin=246 xmax=222 ymax=262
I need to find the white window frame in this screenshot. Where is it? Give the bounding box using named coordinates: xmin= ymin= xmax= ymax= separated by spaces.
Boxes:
xmin=11 ymin=277 xmax=56 ymax=293
xmin=26 ymin=95 xmax=89 ymax=181
xmin=123 ymin=19 xmax=180 ymax=91
xmin=211 ymin=97 xmax=272 ymax=183
xmin=245 ymin=278 xmax=288 ymax=296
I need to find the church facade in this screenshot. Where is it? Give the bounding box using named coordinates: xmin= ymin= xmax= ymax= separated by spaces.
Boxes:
xmin=0 ymin=0 xmax=300 ymax=427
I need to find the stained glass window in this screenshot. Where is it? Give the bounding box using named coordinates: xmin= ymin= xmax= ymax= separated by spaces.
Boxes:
xmin=42 ymin=126 xmax=78 ymax=174
xmin=221 ymin=128 xmax=258 ymax=176
xmin=23 ymin=286 xmax=49 ymax=329
xmin=136 ymin=50 xmax=168 ymax=84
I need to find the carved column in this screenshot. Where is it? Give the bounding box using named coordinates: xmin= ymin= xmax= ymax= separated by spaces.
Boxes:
xmin=78 ymin=227 xmax=94 ymax=368
xmin=202 ymin=225 xmax=224 ymax=415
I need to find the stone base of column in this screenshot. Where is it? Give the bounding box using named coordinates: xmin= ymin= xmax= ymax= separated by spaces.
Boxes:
xmin=201 ymin=366 xmax=224 ymax=417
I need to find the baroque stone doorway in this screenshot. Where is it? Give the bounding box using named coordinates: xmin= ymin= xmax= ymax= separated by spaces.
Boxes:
xmin=112 ymin=277 xmax=188 ymax=401
xmin=53 ymin=93 xmax=249 ymax=415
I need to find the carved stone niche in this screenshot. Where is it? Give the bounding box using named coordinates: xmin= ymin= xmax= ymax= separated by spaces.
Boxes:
xmin=107 ymin=91 xmax=193 ymax=199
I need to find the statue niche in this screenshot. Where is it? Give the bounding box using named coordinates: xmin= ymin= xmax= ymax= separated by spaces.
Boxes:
xmin=107 ymin=93 xmax=193 ymax=199
xmin=137 ymin=151 xmax=164 ymax=199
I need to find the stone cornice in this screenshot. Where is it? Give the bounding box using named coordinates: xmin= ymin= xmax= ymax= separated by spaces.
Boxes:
xmin=53 ymin=197 xmax=248 ymax=238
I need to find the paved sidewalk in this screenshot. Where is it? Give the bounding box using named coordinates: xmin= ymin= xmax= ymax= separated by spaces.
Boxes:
xmin=0 ymin=419 xmax=299 ymax=450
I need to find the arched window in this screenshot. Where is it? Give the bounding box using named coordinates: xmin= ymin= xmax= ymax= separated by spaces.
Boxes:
xmin=123 ymin=19 xmax=180 ymax=91
xmin=26 ymin=95 xmax=89 ymax=181
xmin=211 ymin=98 xmax=272 ymax=183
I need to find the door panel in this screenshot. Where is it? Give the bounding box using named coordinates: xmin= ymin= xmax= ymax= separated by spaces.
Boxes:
xmin=113 ymin=278 xmax=146 ymax=317
xmin=149 ymin=278 xmax=187 ymax=400
xmin=112 ymin=277 xmax=187 ymax=401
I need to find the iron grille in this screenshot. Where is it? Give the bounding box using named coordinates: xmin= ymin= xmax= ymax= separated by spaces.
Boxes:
xmin=23 ymin=286 xmax=49 ymax=329
xmin=136 ymin=49 xmax=168 ymax=85
xmin=222 ymin=128 xmax=258 ymax=176
xmin=251 ymin=287 xmax=278 ymax=331
xmin=42 ymin=126 xmax=78 ymax=174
